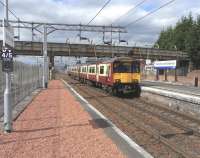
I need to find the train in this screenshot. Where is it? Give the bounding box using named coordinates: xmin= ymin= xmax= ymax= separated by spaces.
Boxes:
xmin=68 ymin=57 xmax=141 ymax=97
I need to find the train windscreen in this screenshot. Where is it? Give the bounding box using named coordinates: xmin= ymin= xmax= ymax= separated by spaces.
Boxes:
xmin=132 ymin=62 xmax=140 ymax=73
xmin=113 ymin=61 xmax=140 ymax=73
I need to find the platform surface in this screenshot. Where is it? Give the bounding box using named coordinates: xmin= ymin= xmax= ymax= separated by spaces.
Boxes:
xmin=142 ymin=80 xmax=200 ymax=96
xmin=0 ymin=80 xmax=125 ymax=158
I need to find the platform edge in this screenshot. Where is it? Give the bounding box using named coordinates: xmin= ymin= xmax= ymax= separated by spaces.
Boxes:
xmin=62 ymin=79 xmax=154 ymax=158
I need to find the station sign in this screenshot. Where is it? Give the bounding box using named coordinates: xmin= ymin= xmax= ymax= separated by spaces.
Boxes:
xmin=1 ymin=47 xmax=14 ymax=72
xmin=3 ymin=20 xmax=14 ymax=48
xmin=154 ymin=60 xmax=176 ymax=70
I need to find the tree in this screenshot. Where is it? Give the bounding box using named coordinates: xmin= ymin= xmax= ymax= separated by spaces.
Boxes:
xmin=156 ymin=13 xmax=200 ymax=68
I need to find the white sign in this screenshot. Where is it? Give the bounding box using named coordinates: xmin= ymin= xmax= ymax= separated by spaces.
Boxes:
xmin=146 ymin=59 xmax=151 ymax=65
xmin=154 ymin=60 xmax=176 ymax=69
xmin=145 ymin=64 xmax=155 ymax=71
xmin=3 ymin=20 xmax=14 ymax=48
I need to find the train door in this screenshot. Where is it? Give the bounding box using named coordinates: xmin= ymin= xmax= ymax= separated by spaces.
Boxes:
xmin=106 ymin=64 xmax=112 ymax=83
xmin=86 ymin=65 xmax=89 ymax=80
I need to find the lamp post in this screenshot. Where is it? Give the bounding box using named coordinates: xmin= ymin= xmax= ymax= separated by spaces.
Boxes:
xmin=3 ymin=0 xmax=13 ymax=133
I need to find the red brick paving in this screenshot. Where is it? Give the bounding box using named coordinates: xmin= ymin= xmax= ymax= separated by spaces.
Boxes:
xmin=0 ymin=80 xmax=124 ymax=158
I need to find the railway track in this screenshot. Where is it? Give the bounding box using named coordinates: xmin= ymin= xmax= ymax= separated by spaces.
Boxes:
xmin=123 ymin=98 xmax=200 ymax=136
xmin=61 ymin=75 xmax=200 ymax=158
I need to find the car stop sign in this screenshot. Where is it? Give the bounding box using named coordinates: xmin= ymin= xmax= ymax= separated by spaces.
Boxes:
xmin=1 ymin=47 xmax=14 ymax=72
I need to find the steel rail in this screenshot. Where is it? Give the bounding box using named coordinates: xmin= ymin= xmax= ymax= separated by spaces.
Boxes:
xmin=64 ymin=77 xmax=195 ymax=158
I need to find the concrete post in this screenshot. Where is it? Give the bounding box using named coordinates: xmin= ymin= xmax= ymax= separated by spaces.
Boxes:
xmin=4 ymin=73 xmax=12 ymax=133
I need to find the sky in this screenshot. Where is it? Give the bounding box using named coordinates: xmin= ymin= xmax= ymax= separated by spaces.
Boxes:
xmin=0 ymin=0 xmax=200 ymax=47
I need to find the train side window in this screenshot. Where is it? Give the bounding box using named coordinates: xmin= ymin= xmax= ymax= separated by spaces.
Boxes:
xmin=100 ymin=66 xmax=104 ymax=74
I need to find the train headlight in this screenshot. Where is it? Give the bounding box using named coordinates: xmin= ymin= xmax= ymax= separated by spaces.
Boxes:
xmin=115 ymin=79 xmax=121 ymax=83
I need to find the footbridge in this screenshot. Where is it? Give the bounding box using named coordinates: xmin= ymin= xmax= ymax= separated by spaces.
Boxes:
xmin=0 ymin=40 xmax=189 ymax=66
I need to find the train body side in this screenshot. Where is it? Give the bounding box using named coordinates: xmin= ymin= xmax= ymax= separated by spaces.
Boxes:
xmin=68 ymin=57 xmax=141 ymax=97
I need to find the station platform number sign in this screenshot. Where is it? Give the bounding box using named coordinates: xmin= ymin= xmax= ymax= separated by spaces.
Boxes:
xmin=1 ymin=47 xmax=14 ymax=72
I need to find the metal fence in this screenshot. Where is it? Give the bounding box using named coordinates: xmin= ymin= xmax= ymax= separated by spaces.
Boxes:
xmin=0 ymin=61 xmax=43 ymax=117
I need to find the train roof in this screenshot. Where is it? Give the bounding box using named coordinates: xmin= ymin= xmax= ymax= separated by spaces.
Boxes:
xmin=68 ymin=57 xmax=140 ymax=68
xmin=103 ymin=57 xmax=139 ymax=63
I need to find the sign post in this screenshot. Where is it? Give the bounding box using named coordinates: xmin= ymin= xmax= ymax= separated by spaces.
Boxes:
xmin=2 ymin=0 xmax=14 ymax=133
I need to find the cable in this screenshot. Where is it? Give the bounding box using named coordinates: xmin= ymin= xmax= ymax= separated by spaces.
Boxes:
xmin=112 ymin=0 xmax=148 ymax=25
xmin=125 ymin=0 xmax=176 ymax=27
xmin=0 ymin=0 xmax=41 ymax=39
xmin=87 ymin=0 xmax=111 ymax=25
xmin=0 ymin=1 xmax=29 ymax=28
xmin=0 ymin=1 xmax=20 ymax=21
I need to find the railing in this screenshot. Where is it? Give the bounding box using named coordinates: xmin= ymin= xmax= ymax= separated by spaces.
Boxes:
xmin=0 ymin=61 xmax=43 ymax=117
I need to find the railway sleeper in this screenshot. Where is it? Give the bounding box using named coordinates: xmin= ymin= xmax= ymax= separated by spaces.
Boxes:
xmin=162 ymin=130 xmax=194 ymax=139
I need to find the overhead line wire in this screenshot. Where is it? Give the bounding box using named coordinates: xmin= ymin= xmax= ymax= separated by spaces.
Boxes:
xmin=0 ymin=0 xmax=41 ymax=40
xmin=112 ymin=0 xmax=148 ymax=25
xmin=0 ymin=0 xmax=26 ymax=26
xmin=124 ymin=0 xmax=176 ymax=27
xmin=87 ymin=0 xmax=111 ymax=25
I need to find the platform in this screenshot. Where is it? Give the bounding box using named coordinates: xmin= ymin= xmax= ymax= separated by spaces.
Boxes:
xmin=0 ymin=80 xmax=152 ymax=158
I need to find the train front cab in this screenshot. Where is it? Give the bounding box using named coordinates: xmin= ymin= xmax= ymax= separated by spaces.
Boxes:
xmin=112 ymin=59 xmax=141 ymax=97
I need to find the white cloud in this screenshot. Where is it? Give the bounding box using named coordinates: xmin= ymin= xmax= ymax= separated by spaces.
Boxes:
xmin=0 ymin=0 xmax=200 ymax=46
